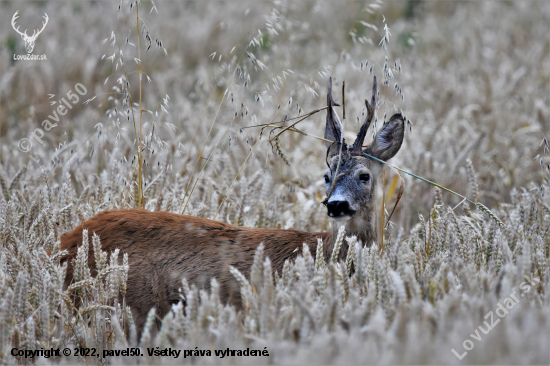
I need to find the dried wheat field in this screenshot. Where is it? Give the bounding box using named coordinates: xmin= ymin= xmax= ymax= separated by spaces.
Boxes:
xmin=1 ymin=0 xmax=549 ymax=365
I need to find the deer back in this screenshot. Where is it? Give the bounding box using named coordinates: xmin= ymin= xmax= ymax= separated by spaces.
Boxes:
xmin=60 ymin=209 xmax=330 ymax=334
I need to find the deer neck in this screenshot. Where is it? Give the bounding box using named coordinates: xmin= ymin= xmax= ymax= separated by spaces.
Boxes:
xmin=329 ymin=209 xmax=377 ymax=256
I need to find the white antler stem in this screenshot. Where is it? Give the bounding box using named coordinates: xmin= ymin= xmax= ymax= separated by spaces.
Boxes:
xmin=30 ymin=13 xmax=49 ymax=40
xmin=11 ymin=11 xmax=28 ymax=38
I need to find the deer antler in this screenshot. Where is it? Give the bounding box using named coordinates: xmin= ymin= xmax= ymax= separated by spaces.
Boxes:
xmin=30 ymin=13 xmax=49 ymax=40
xmin=352 ymin=76 xmax=377 ymax=154
xmin=11 ymin=11 xmax=28 ymax=38
xmin=11 ymin=12 xmax=48 ymax=41
xmin=324 ymin=77 xmax=343 ymax=149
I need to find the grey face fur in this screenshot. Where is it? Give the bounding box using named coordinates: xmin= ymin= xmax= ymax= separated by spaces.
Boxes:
xmin=324 ymin=154 xmax=382 ymax=241
xmin=323 ymin=77 xmax=405 ymax=246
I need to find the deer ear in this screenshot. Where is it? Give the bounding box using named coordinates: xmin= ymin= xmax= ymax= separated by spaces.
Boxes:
xmin=325 ymin=77 xmax=344 ymax=156
xmin=366 ymin=113 xmax=405 ymax=161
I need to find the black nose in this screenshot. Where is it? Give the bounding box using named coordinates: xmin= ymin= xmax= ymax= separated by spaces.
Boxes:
xmin=326 ymin=201 xmax=354 ymax=217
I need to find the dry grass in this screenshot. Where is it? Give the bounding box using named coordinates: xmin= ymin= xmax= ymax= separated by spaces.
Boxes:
xmin=0 ymin=0 xmax=549 ymax=364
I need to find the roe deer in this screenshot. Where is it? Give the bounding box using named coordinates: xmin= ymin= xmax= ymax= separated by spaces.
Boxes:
xmin=60 ymin=76 xmax=405 ymax=335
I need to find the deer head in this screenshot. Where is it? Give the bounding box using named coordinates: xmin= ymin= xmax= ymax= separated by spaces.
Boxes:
xmin=323 ymin=76 xmax=405 ymax=245
xmin=11 ymin=11 xmax=49 ymax=54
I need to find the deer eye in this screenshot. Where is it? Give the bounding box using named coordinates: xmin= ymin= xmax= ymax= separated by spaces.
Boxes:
xmin=359 ymin=174 xmax=370 ymax=182
xmin=324 ymin=175 xmax=330 ymax=183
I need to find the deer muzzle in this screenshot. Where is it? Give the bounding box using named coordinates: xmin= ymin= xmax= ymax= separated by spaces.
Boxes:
xmin=326 ymin=200 xmax=356 ymax=218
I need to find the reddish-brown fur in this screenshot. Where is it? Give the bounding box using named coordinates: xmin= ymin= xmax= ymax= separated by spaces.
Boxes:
xmin=60 ymin=209 xmax=332 ymax=334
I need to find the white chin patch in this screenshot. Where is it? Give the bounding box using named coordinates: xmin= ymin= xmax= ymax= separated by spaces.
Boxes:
xmin=333 ymin=215 xmax=352 ymax=224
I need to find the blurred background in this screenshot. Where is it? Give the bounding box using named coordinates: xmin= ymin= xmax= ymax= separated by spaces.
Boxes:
xmin=0 ymin=0 xmax=549 ymax=234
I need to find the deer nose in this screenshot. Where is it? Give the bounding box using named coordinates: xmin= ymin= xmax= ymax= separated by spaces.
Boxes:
xmin=326 ymin=201 xmax=354 ymax=217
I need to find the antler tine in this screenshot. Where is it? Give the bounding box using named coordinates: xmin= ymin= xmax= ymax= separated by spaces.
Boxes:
xmin=370 ymin=74 xmax=377 ymax=108
xmin=352 ymin=76 xmax=377 ymax=154
xmin=326 ymin=77 xmax=336 ymax=138
xmin=342 ymin=80 xmax=346 ymax=121
xmin=327 ymin=77 xmax=342 ymax=136
xmin=327 ymin=76 xmax=333 ymax=106
xmin=11 ymin=10 xmax=19 ymax=27
xmin=11 ymin=11 xmax=27 ymax=37
xmin=32 ymin=13 xmax=49 ymax=39
xmin=326 ymin=77 xmax=341 ymax=107
xmin=324 ymin=77 xmax=344 ymax=150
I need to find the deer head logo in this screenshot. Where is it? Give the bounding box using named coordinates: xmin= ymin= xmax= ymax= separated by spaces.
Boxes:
xmin=11 ymin=11 xmax=49 ymax=54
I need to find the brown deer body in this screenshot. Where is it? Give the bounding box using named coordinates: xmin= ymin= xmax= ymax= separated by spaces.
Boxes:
xmin=60 ymin=76 xmax=404 ymax=335
xmin=61 ymin=210 xmax=330 ymax=334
